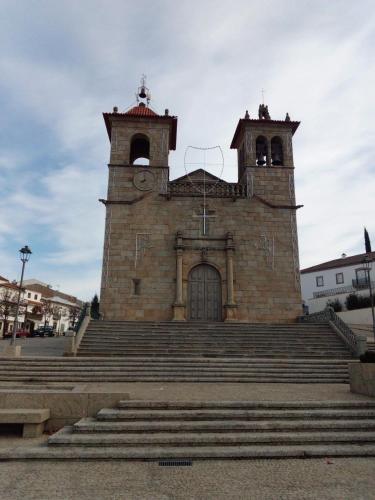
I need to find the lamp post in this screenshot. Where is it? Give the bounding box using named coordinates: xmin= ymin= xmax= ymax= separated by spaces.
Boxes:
xmin=10 ymin=245 xmax=32 ymax=346
xmin=363 ymin=255 xmax=375 ymax=342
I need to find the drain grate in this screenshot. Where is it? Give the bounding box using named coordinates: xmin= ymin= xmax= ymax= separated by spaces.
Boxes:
xmin=158 ymin=459 xmax=193 ymax=467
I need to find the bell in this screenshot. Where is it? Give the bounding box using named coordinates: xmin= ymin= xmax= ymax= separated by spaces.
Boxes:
xmin=139 ymin=86 xmax=147 ymax=99
xmin=257 ymin=156 xmax=266 ymax=166
xmin=272 ymin=153 xmax=282 ymax=165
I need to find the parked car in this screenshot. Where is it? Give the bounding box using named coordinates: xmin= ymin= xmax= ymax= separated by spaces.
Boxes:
xmin=17 ymin=328 xmax=30 ymax=338
xmin=32 ymin=326 xmax=55 ymax=338
xmin=3 ymin=329 xmax=30 ymax=338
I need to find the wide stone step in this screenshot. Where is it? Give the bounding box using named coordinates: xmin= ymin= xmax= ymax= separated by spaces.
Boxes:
xmin=0 ymin=375 xmax=348 ymax=383
xmin=0 ymin=366 xmax=347 ymax=374
xmin=74 ymin=417 xmax=375 ymax=433
xmin=96 ymin=408 xmax=375 ymax=421
xmin=78 ymin=351 xmax=351 ymax=359
xmin=116 ymin=400 xmax=375 ymax=410
xmin=4 ymin=443 xmax=375 ymax=460
xmin=48 ymin=427 xmax=375 ymax=446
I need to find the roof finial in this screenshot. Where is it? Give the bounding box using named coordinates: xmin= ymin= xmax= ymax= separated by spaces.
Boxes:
xmin=245 ymin=110 xmax=250 ymax=119
xmin=261 ymin=88 xmax=265 ymax=105
xmin=136 ymin=75 xmax=151 ymax=106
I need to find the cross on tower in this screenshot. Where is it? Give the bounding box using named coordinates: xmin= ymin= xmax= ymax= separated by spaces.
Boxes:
xmin=193 ymin=206 xmax=216 ymax=236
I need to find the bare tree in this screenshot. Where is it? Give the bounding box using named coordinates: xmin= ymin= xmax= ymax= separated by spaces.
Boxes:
xmin=41 ymin=299 xmax=54 ymax=327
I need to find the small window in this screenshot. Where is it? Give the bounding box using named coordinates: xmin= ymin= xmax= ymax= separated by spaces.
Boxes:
xmin=27 ymin=292 xmax=31 ymax=298
xmin=132 ymin=279 xmax=141 ymax=295
xmin=34 ymin=294 xmax=38 ymax=300
xmin=316 ymin=276 xmax=324 ymax=287
xmin=336 ymin=273 xmax=344 ymax=284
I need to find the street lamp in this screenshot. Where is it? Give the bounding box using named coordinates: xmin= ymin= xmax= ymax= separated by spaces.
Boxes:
xmin=10 ymin=245 xmax=32 ymax=346
xmin=363 ymin=255 xmax=375 ymax=342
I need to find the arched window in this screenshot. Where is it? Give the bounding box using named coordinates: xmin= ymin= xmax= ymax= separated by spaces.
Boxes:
xmin=130 ymin=134 xmax=150 ymax=165
xmin=256 ymin=136 xmax=267 ymax=166
xmin=271 ymin=136 xmax=283 ymax=166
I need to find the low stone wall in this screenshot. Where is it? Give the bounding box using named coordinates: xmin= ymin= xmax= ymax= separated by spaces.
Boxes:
xmin=338 ymin=308 xmax=374 ymax=326
xmin=0 ymin=385 xmax=129 ymax=431
xmin=349 ymin=362 xmax=375 ymax=398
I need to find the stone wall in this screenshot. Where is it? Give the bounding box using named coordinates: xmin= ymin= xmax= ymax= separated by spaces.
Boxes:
xmin=99 ymin=164 xmax=302 ymax=323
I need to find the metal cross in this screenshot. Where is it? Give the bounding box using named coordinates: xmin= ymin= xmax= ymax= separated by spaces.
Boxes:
xmin=193 ymin=206 xmax=216 ymax=236
xmin=261 ymin=88 xmax=265 ymax=104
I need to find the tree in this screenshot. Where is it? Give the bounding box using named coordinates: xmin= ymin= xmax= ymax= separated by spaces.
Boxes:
xmin=69 ymin=307 xmax=80 ymax=328
xmin=0 ymin=289 xmax=17 ymax=335
xmin=91 ymin=294 xmax=100 ymax=319
xmin=41 ymin=299 xmax=54 ymax=327
xmin=364 ymin=227 xmax=372 ymax=253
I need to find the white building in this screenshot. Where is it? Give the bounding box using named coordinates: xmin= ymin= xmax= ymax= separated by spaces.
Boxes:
xmin=0 ymin=276 xmax=82 ymax=337
xmin=301 ymin=251 xmax=375 ymax=313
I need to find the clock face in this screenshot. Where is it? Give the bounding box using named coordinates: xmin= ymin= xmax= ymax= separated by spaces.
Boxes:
xmin=133 ymin=170 xmax=155 ymax=191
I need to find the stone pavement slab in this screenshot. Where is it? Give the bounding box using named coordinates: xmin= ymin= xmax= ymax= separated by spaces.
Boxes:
xmin=0 ymin=337 xmax=66 ymax=357
xmin=0 ymin=458 xmax=374 ymax=499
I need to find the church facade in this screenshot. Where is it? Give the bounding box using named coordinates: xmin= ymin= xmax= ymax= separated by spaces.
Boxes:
xmin=99 ymin=89 xmax=302 ymax=323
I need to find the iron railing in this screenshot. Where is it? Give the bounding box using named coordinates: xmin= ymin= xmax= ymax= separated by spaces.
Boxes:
xmin=74 ymin=302 xmax=89 ymax=333
xmin=299 ymin=307 xmax=360 ymax=356
xmin=313 ymin=285 xmax=355 ymax=299
xmin=352 ymin=278 xmax=375 ymax=290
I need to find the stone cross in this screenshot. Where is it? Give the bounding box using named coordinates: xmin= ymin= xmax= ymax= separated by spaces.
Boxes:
xmin=193 ymin=206 xmax=216 ymax=236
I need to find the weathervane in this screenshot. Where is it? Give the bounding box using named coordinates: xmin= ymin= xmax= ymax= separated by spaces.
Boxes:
xmin=136 ymin=75 xmax=151 ymax=106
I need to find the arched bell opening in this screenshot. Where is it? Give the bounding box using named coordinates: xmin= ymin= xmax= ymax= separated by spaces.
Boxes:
xmin=271 ymin=136 xmax=284 ymax=166
xmin=256 ymin=136 xmax=268 ymax=166
xmin=130 ymin=134 xmax=150 ymax=165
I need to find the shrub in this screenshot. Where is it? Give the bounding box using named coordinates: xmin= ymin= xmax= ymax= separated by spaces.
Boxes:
xmin=326 ymin=298 xmax=342 ymax=312
xmin=360 ymin=351 xmax=375 ymax=363
xmin=345 ymin=293 xmax=372 ymax=310
xmin=90 ymin=294 xmax=100 ymax=319
xmin=345 ymin=294 xmax=359 ymax=310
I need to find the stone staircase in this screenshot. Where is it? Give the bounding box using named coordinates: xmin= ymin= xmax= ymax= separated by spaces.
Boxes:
xmin=78 ymin=321 xmax=352 ymax=359
xmin=0 ymin=321 xmax=354 ymax=383
xmin=0 ymin=356 xmax=351 ymax=383
xmin=42 ymin=400 xmax=375 ymax=459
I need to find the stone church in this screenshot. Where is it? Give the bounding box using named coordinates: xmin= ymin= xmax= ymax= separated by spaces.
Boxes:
xmin=99 ymin=83 xmax=302 ymax=323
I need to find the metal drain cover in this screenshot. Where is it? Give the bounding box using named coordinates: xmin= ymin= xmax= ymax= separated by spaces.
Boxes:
xmin=158 ymin=459 xmax=192 ymax=467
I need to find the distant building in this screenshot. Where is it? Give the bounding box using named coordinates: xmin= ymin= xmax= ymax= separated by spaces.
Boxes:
xmin=0 ymin=277 xmax=83 ymax=337
xmin=301 ymin=252 xmax=375 ymax=313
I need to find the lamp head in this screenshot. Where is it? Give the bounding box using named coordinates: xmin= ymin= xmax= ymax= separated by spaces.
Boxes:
xmin=19 ymin=245 xmax=32 ymax=263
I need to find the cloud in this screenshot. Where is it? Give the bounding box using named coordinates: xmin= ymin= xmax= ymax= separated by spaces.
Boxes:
xmin=0 ymin=0 xmax=374 ymax=299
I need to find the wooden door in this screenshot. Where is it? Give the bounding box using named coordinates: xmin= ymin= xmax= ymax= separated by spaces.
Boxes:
xmin=188 ymin=264 xmax=222 ymax=321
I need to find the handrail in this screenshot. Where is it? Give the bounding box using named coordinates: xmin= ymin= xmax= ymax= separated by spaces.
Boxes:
xmin=299 ymin=307 xmax=367 ymax=357
xmin=74 ymin=303 xmax=89 ymax=333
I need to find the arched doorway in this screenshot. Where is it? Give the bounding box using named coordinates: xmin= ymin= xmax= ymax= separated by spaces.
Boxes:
xmin=188 ymin=264 xmax=222 ymax=321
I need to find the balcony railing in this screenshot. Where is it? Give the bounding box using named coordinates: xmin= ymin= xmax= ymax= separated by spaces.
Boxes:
xmin=352 ymin=278 xmax=375 ymax=290
xmin=313 ymin=285 xmax=355 ymax=299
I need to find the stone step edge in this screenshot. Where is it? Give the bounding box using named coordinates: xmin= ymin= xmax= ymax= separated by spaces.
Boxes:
xmin=48 ymin=427 xmax=375 ymax=446
xmin=115 ymin=400 xmax=375 ymax=409
xmin=74 ymin=417 xmax=375 ymax=432
xmin=3 ymin=444 xmax=375 ymax=460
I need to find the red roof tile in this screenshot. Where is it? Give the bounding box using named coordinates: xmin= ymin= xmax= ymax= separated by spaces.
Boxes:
xmin=301 ymin=251 xmax=375 ymax=274
xmin=124 ymin=105 xmax=159 ymax=117
xmin=103 ymin=107 xmax=178 ymax=150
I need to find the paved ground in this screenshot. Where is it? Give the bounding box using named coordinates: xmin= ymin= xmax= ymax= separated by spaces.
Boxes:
xmin=0 ymin=457 xmax=374 ymax=499
xmin=0 ymin=337 xmax=66 ymax=357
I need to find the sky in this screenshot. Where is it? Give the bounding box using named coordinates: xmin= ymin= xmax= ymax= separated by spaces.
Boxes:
xmin=0 ymin=0 xmax=374 ymax=300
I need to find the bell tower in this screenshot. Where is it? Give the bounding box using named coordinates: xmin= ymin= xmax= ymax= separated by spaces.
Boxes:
xmin=231 ymin=104 xmax=300 ymax=205
xmin=103 ymin=77 xmax=177 ymax=169
xmin=231 ymin=105 xmax=299 ymax=178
